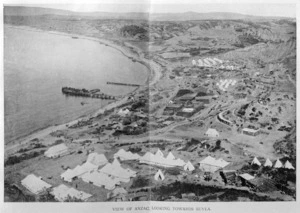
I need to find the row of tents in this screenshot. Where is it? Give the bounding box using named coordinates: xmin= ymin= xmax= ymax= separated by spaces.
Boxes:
xmin=21 ymin=174 xmax=92 ymax=201
xmin=81 ymin=158 xmax=136 ymax=190
xmin=192 ymin=58 xmax=223 ymax=67
xmin=51 ymin=184 xmax=92 ymax=201
xmin=199 ymin=156 xmax=230 ymax=173
xmin=60 ymin=151 xmax=137 ymax=190
xmin=61 ymin=153 xmax=108 ymax=182
xmin=114 ymin=148 xmax=196 ymax=172
xmin=114 ymin=149 xmax=141 ymax=161
xmin=191 ymin=58 xmax=240 ymax=70
xmin=216 ymin=79 xmax=237 ymax=91
xmin=117 ymin=149 xmax=229 ymax=174
xmin=139 ymin=149 xmax=186 ymax=168
xmin=251 ymin=157 xmax=295 ymax=170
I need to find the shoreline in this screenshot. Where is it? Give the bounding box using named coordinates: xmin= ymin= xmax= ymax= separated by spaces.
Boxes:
xmin=4 ymin=24 xmax=162 ymax=155
xmin=5 ymin=24 xmax=155 ymax=86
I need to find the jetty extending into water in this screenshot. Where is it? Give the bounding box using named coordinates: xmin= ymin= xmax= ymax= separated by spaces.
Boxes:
xmin=107 ymin=81 xmax=141 ymax=87
xmin=62 ymin=87 xmax=116 ymax=100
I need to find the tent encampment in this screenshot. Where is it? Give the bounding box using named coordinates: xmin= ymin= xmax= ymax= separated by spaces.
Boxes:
xmin=140 ymin=151 xmax=186 ymax=168
xmin=60 ymin=161 xmax=98 ymax=182
xmin=154 ymin=169 xmax=165 ymax=181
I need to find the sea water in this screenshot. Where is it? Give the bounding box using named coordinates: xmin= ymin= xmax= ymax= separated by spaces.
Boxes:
xmin=4 ymin=26 xmax=148 ymax=143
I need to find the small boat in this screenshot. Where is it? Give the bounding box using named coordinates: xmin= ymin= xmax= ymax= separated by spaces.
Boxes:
xmin=72 ymin=36 xmax=78 ymax=39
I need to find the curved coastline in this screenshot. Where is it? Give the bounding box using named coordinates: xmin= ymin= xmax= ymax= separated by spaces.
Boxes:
xmin=4 ymin=24 xmax=162 ymax=154
xmin=5 ymin=24 xmax=154 ymax=86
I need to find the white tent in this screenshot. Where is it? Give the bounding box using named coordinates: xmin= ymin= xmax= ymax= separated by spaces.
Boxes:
xmin=72 ymin=165 xmax=86 ymax=177
xmin=205 ymin=128 xmax=219 ymax=137
xmin=44 ymin=143 xmax=68 ymax=158
xmin=61 ymin=161 xmax=98 ymax=182
xmin=264 ymin=158 xmax=273 ymax=167
xmin=213 ymin=58 xmax=223 ymax=64
xmin=154 ymin=169 xmax=165 ymax=181
xmin=111 ymin=187 xmax=127 ymax=198
xmin=166 ymin=152 xmax=175 ymax=160
xmin=274 ymin=159 xmax=283 ymax=168
xmin=87 ymin=153 xmax=108 ymax=166
xmin=184 ymin=161 xmax=195 ymax=171
xmin=118 ymin=108 xmax=130 ymax=117
xmin=251 ymin=157 xmax=261 ymax=166
xmin=203 ymin=58 xmax=212 ymax=67
xmin=61 ymin=169 xmax=75 ymax=182
xmin=21 ymin=174 xmax=52 ymax=194
xmin=99 ymin=162 xmax=136 ymax=184
xmin=174 ymin=158 xmax=186 ymax=167
xmin=112 ymin=158 xmax=121 ymax=167
xmin=139 ymin=152 xmax=155 ymax=164
xmin=81 ymin=170 xmax=119 ymax=190
xmin=207 ymin=58 xmax=217 ymax=65
xmin=199 ymin=156 xmax=229 ymax=173
xmin=114 ymin=149 xmax=140 ymax=161
xmin=139 ymin=151 xmax=186 ymax=168
xmin=81 ymin=161 xmax=98 ymax=172
xmin=114 ymin=149 xmax=127 ymax=159
xmin=155 ymin=149 xmax=164 ymax=157
xmin=51 ymin=184 xmax=92 ymax=202
xmin=198 ymin=59 xmax=204 ymax=66
xmin=192 ymin=60 xmax=197 ymax=66
xmin=284 ymin=160 xmax=295 ymax=170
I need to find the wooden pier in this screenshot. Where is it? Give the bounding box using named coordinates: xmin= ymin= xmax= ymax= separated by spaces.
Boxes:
xmin=107 ymin=81 xmax=141 ymax=87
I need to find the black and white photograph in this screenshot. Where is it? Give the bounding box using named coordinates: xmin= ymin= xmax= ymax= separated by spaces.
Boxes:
xmin=1 ymin=0 xmax=299 ymax=212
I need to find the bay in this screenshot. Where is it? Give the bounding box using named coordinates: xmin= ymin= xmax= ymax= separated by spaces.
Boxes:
xmin=4 ymin=26 xmax=149 ymax=143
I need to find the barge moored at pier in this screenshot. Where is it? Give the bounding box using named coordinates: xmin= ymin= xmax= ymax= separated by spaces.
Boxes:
xmin=62 ymin=87 xmax=116 ymax=100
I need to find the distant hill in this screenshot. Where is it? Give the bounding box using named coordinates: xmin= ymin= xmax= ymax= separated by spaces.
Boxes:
xmin=4 ymin=6 xmax=76 ymax=16
xmin=150 ymin=11 xmax=288 ymax=21
xmin=4 ymin=6 xmax=292 ymax=21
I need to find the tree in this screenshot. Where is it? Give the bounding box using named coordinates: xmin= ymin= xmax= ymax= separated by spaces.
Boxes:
xmin=215 ymin=140 xmax=221 ymax=149
xmin=39 ymin=192 xmax=57 ymax=202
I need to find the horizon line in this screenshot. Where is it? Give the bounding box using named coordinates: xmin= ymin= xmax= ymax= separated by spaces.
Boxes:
xmin=4 ymin=5 xmax=296 ymax=18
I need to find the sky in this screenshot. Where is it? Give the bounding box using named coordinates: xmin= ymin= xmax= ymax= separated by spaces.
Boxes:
xmin=3 ymin=0 xmax=297 ymax=17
